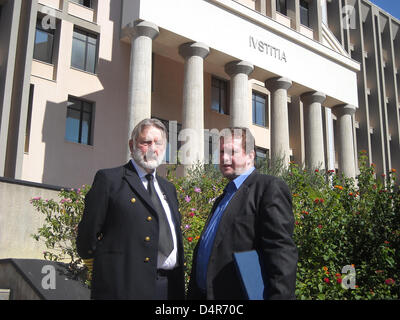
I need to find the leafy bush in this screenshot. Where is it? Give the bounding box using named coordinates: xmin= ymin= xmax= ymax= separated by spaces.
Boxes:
xmin=31 ymin=153 xmax=400 ymax=299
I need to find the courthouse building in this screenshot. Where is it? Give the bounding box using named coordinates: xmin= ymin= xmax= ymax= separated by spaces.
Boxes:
xmin=0 ymin=0 xmax=399 ymax=188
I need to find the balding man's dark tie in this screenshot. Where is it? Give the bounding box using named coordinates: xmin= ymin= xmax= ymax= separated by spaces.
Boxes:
xmin=145 ymin=174 xmax=173 ymax=257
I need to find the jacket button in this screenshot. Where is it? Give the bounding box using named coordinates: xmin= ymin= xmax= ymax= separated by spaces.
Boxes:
xmin=145 ymin=237 xmax=150 ymax=242
xmin=147 ymin=216 xmax=153 ymax=221
xmin=144 ymin=257 xmax=150 ymax=262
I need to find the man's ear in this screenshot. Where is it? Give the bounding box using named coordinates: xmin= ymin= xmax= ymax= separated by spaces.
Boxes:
xmin=129 ymin=139 xmax=134 ymax=153
xmin=249 ymin=150 xmax=255 ymax=161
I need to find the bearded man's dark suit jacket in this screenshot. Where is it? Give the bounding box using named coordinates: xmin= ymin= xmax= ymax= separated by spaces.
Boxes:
xmin=188 ymin=170 xmax=298 ymax=300
xmin=76 ymin=161 xmax=185 ymax=300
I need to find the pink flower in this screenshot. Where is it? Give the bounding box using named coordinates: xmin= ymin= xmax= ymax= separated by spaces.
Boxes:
xmin=185 ymin=224 xmax=191 ymax=229
xmin=190 ymin=212 xmax=195 ymax=217
xmin=185 ymin=195 xmax=191 ymax=203
xmin=194 ymin=187 xmax=201 ymax=193
xmin=385 ymin=278 xmax=395 ymax=285
xmin=32 ymin=197 xmax=41 ymax=201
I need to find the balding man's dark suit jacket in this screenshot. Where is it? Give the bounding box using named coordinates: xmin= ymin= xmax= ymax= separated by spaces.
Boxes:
xmin=188 ymin=170 xmax=298 ymax=300
xmin=76 ymin=161 xmax=185 ymax=300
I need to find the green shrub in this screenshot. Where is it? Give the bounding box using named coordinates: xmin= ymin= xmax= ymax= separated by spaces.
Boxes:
xmin=31 ymin=153 xmax=400 ymax=299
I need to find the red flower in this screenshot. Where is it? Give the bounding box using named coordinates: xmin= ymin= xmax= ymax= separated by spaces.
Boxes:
xmin=336 ymin=278 xmax=342 ymax=284
xmin=187 ymin=237 xmax=193 ymax=242
xmin=320 ymin=198 xmax=324 ymax=203
xmin=318 ymin=225 xmax=323 ymax=229
xmin=315 ymin=169 xmax=319 ymax=173
xmin=335 ymin=273 xmax=341 ymax=278
xmin=385 ymin=278 xmax=395 ymax=285
xmin=323 ymin=277 xmax=330 ymax=284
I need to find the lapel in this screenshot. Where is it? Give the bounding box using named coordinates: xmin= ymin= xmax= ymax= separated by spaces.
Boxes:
xmin=156 ymin=175 xmax=180 ymax=224
xmin=122 ymin=161 xmax=159 ymax=218
xmin=212 ymin=170 xmax=259 ymax=249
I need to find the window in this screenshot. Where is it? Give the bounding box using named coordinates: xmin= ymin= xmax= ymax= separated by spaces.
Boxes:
xmin=211 ymin=77 xmax=229 ymax=115
xmin=255 ymin=147 xmax=268 ymax=168
xmin=71 ymin=0 xmax=93 ymax=8
xmin=252 ymin=91 xmax=267 ymax=127
xmin=65 ymin=97 xmax=94 ymax=145
xmin=25 ymin=85 xmax=34 ymax=153
xmin=33 ymin=16 xmax=55 ymax=63
xmin=154 ymin=118 xmax=182 ymax=164
xmin=300 ymin=0 xmax=310 ymax=27
xmin=71 ymin=28 xmax=98 ymax=73
xmin=276 ymin=0 xmax=287 ymax=16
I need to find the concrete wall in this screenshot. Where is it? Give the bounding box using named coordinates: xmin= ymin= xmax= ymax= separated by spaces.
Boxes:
xmin=0 ymin=262 xmax=41 ymax=300
xmin=0 ymin=179 xmax=60 ymax=260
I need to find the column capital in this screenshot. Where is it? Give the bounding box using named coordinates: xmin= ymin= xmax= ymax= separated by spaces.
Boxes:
xmin=332 ymin=104 xmax=357 ymax=117
xmin=225 ymin=60 xmax=254 ymax=77
xmin=265 ymin=77 xmax=292 ymax=91
xmin=301 ymin=91 xmax=326 ymax=105
xmin=125 ymin=20 xmax=159 ymax=40
xmin=179 ymin=42 xmax=210 ymax=60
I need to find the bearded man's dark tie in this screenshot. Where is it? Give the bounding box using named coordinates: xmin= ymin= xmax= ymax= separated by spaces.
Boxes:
xmin=145 ymin=174 xmax=173 ymax=257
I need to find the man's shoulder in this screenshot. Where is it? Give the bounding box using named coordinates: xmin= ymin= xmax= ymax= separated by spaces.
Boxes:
xmin=93 ymin=164 xmax=128 ymax=180
xmin=250 ymin=171 xmax=289 ymax=189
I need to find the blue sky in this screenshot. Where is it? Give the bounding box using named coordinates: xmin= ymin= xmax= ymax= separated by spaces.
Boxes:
xmin=369 ymin=0 xmax=400 ymax=20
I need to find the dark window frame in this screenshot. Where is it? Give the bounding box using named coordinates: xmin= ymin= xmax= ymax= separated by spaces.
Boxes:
xmin=255 ymin=147 xmax=269 ymax=168
xmin=33 ymin=15 xmax=55 ymax=64
xmin=25 ymin=84 xmax=35 ymax=153
xmin=153 ymin=118 xmax=182 ymax=164
xmin=65 ymin=96 xmax=94 ymax=145
xmin=71 ymin=27 xmax=99 ymax=74
xmin=276 ymin=0 xmax=287 ymax=16
xmin=300 ymin=0 xmax=310 ymax=27
xmin=211 ymin=76 xmax=229 ymax=115
xmin=252 ymin=91 xmax=268 ymax=128
xmin=71 ymin=0 xmax=93 ymax=8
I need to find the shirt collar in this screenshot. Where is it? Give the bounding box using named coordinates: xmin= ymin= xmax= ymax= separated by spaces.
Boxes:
xmin=232 ymin=166 xmax=255 ymax=190
xmin=130 ymin=158 xmax=156 ymax=180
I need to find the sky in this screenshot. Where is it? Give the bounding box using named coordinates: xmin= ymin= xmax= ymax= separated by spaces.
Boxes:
xmin=369 ymin=0 xmax=400 ymax=20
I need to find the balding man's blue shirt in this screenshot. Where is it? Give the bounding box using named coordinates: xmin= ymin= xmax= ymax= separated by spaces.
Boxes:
xmin=196 ymin=167 xmax=255 ymax=292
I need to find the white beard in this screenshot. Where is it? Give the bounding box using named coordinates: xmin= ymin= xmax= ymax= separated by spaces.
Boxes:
xmin=132 ymin=147 xmax=165 ymax=171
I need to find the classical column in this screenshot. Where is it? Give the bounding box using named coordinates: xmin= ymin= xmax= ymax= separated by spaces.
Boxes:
xmin=301 ymin=91 xmax=326 ymax=170
xmin=265 ymin=77 xmax=292 ymax=166
xmin=126 ymin=21 xmax=159 ymax=158
xmin=179 ymin=42 xmax=210 ymax=174
xmin=333 ymin=104 xmax=357 ymax=178
xmin=225 ymin=61 xmax=254 ymax=128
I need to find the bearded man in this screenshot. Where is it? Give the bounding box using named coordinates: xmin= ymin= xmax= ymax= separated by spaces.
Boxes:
xmin=76 ymin=118 xmax=185 ymax=300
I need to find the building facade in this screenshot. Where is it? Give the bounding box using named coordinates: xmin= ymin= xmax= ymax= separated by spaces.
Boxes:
xmin=0 ymin=0 xmax=398 ymax=188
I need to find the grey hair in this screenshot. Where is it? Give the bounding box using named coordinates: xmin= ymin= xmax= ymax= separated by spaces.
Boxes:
xmin=130 ymin=118 xmax=168 ymax=143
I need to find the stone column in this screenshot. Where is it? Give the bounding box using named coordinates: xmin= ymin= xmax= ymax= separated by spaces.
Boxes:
xmin=301 ymin=91 xmax=326 ymax=170
xmin=333 ymin=104 xmax=357 ymax=178
xmin=126 ymin=21 xmax=159 ymax=158
xmin=179 ymin=42 xmax=210 ymax=174
xmin=225 ymin=61 xmax=254 ymax=128
xmin=265 ymin=77 xmax=292 ymax=166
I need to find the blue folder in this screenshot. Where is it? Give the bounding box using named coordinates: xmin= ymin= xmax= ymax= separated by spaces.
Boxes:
xmin=233 ymin=250 xmax=267 ymax=300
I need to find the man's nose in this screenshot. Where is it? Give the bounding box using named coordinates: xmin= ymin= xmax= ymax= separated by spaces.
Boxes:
xmin=221 ymin=152 xmax=232 ymax=165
